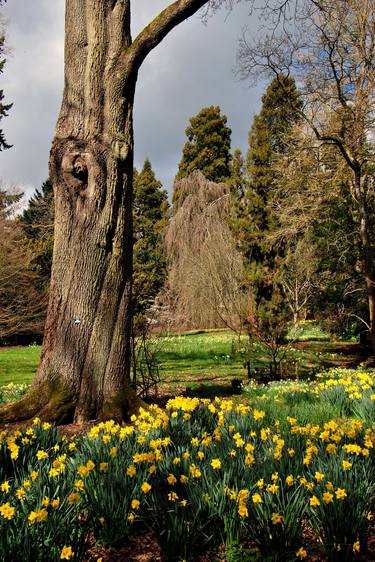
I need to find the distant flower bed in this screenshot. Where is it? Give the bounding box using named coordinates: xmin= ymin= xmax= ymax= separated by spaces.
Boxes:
xmin=0 ymin=369 xmax=375 ymax=561
xmin=0 ymin=382 xmax=29 ymax=403
xmin=245 ymin=368 xmax=375 ymax=417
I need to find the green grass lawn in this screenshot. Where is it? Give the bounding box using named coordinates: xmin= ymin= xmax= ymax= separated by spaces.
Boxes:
xmin=155 ymin=329 xmax=359 ymax=395
xmin=0 ymin=345 xmax=41 ymax=386
xmin=0 ymin=326 xmax=362 ymax=397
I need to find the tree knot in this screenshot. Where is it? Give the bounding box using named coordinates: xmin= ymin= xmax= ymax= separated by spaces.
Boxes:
xmin=61 ymin=152 xmax=89 ymax=195
xmin=72 ymin=156 xmax=88 ymax=184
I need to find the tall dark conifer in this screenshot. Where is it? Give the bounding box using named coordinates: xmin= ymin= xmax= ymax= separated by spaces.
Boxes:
xmin=133 ymin=159 xmax=169 ymax=327
xmin=241 ymin=75 xmax=302 ymax=301
xmin=173 ymin=105 xmax=232 ymax=210
xmin=228 ymin=77 xmax=302 ymax=360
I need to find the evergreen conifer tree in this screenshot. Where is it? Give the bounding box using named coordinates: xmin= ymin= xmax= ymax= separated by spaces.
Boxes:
xmin=230 ymin=76 xmax=302 ymax=366
xmin=21 ymin=179 xmax=54 ymax=281
xmin=133 ymin=159 xmax=169 ymax=327
xmin=173 ymin=105 xmax=231 ymax=209
xmin=240 ymin=75 xmax=302 ymax=301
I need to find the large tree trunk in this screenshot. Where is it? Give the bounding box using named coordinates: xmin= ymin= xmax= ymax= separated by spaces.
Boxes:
xmin=1 ymin=1 xmax=137 ymax=423
xmin=40 ymin=2 xmax=137 ymax=423
xmin=0 ymin=0 xmax=212 ymax=424
xmin=0 ymin=0 xmax=212 ymax=422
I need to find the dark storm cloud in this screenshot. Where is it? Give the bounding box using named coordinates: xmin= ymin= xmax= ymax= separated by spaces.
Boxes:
xmin=1 ymin=1 xmax=262 ymax=199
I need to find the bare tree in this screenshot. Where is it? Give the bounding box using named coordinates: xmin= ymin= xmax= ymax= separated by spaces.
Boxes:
xmin=0 ymin=217 xmax=47 ymax=341
xmin=277 ymin=239 xmax=318 ymax=327
xmin=238 ymin=0 xmax=375 ymax=354
xmin=0 ymin=0 xmax=241 ymax=424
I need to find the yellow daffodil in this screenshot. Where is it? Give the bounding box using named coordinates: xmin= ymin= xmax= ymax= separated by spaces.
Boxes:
xmin=141 ymin=482 xmax=151 ymax=493
xmin=323 ymin=492 xmax=334 ymax=504
xmin=271 ymin=512 xmax=283 ymax=524
xmin=296 ymin=547 xmax=307 ymax=559
xmin=252 ymin=493 xmax=262 ymax=504
xmin=335 ymin=488 xmax=347 ymax=500
xmin=60 ymin=545 xmax=74 ymax=560
xmin=0 ymin=502 xmax=15 ymax=520
xmin=310 ymin=496 xmax=320 ymax=507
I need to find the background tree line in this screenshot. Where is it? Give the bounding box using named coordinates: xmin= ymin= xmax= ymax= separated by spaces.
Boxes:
xmin=1 ymin=0 xmax=374 ymax=360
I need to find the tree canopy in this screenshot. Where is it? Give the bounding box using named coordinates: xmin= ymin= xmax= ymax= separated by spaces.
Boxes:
xmin=237 ymin=0 xmax=375 ymax=352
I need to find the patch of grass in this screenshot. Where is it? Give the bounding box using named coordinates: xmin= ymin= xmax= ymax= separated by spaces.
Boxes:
xmin=0 ymin=345 xmax=40 ymax=386
xmin=157 ymin=331 xmax=356 ymax=390
xmin=157 ymin=332 xmax=244 ymax=377
xmin=0 ymin=329 xmax=361 ymax=399
xmin=288 ymin=320 xmax=331 ymax=342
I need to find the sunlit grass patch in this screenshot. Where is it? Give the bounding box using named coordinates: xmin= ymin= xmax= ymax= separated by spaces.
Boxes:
xmin=0 ymin=345 xmax=40 ymax=387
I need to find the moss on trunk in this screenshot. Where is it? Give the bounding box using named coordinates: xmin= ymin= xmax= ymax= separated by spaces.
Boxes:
xmin=0 ymin=380 xmax=74 ymax=424
xmin=99 ymin=388 xmax=147 ymax=423
xmin=0 ymin=379 xmax=147 ymax=425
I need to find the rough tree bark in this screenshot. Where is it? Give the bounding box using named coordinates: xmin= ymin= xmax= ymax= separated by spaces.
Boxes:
xmin=0 ymin=0 xmax=211 ymax=424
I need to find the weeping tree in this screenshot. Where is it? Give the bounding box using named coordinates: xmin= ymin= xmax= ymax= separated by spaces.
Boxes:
xmin=0 ymin=0 xmax=238 ymax=425
xmin=165 ymin=171 xmax=245 ymax=330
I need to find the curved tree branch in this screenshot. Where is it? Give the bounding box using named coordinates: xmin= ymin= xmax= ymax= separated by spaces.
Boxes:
xmin=125 ymin=0 xmax=209 ymax=74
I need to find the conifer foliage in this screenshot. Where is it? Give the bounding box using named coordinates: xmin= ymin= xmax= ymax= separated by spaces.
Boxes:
xmin=173 ymin=105 xmax=232 ymax=209
xmin=229 ymin=76 xmax=302 ymax=366
xmin=21 ymin=179 xmax=54 ymax=282
xmin=243 ymin=75 xmax=301 ymax=275
xmin=133 ymin=159 xmax=169 ymax=327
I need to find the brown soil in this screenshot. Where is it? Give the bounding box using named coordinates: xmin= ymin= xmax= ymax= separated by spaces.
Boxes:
xmin=82 ymin=525 xmax=375 ymax=561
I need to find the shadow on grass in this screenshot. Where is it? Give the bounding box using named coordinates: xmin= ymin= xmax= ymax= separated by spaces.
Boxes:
xmin=186 ymin=380 xmax=244 ymax=399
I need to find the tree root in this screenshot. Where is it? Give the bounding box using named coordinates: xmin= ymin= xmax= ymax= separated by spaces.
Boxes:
xmin=0 ymin=380 xmax=147 ymax=427
xmin=99 ymin=388 xmax=147 ymax=423
xmin=0 ymin=380 xmax=74 ymax=425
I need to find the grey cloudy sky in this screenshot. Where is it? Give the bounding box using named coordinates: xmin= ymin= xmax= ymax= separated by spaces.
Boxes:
xmin=1 ymin=1 xmax=263 ymax=200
